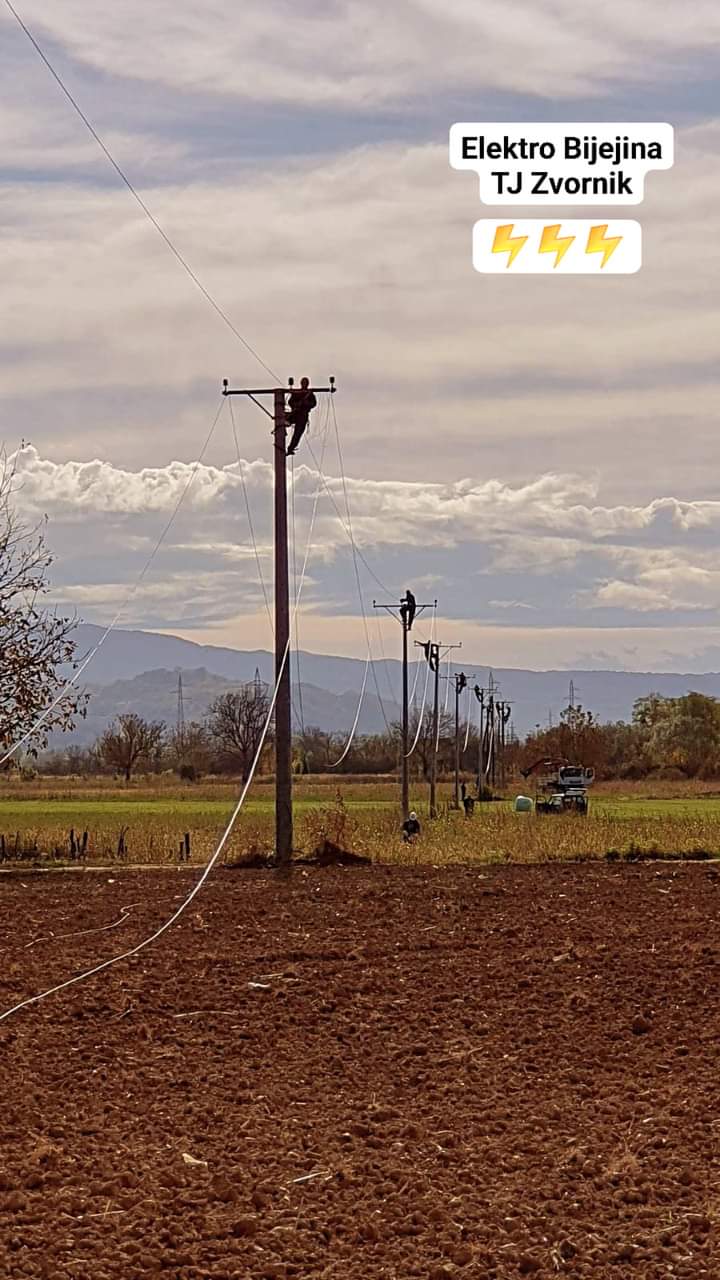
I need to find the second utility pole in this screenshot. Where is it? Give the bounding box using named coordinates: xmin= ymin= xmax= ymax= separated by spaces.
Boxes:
xmin=419 ymin=640 xmax=462 ymax=818
xmin=373 ymin=592 xmax=435 ymax=820
xmin=453 ymin=671 xmax=468 ymax=809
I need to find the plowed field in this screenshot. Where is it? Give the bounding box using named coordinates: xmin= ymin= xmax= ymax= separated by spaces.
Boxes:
xmin=1 ymin=862 xmax=719 ymax=1278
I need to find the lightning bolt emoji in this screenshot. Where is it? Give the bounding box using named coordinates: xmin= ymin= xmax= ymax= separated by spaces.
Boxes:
xmin=586 ymin=223 xmax=622 ymax=268
xmin=492 ymin=223 xmax=528 ymax=268
xmin=539 ymin=223 xmax=575 ymax=268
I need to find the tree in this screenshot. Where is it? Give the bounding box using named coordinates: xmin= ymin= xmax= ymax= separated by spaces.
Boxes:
xmin=207 ymin=684 xmax=271 ymax=780
xmin=167 ymin=720 xmax=213 ymax=779
xmin=519 ymin=702 xmax=608 ymax=776
xmin=0 ymin=453 xmax=86 ymax=758
xmin=96 ymin=713 xmax=165 ymax=782
xmin=296 ymin=726 xmax=343 ymax=773
xmin=634 ymin=691 xmax=720 ymax=777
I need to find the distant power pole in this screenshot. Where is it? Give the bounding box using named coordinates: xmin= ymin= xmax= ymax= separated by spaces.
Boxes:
xmin=568 ymin=679 xmax=579 ymax=751
xmin=473 ymin=683 xmax=485 ymax=793
xmin=496 ymin=700 xmax=512 ymax=789
xmin=373 ymin=593 xmax=436 ymax=819
xmin=418 ymin=639 xmax=461 ymax=818
xmin=453 ymin=672 xmax=470 ymax=809
xmin=176 ymin=672 xmax=186 ymax=755
xmin=223 ymin=375 xmax=336 ymax=865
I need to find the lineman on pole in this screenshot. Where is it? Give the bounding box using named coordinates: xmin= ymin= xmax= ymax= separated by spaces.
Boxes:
xmin=286 ymin=377 xmax=317 ymax=456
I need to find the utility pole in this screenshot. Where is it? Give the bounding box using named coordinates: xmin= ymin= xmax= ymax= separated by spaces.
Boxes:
xmin=568 ymin=678 xmax=579 ymax=752
xmin=222 ymin=376 xmax=336 ymax=865
xmin=485 ymin=673 xmax=497 ymax=790
xmin=473 ymin=683 xmax=485 ymax=794
xmin=373 ymin=593 xmax=436 ymax=819
xmin=496 ymin=700 xmax=512 ymax=790
xmin=418 ymin=639 xmax=461 ymax=818
xmin=453 ymin=672 xmax=470 ymax=809
xmin=176 ymin=673 xmax=186 ymax=760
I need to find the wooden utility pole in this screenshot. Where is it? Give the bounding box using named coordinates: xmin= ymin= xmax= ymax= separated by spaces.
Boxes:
xmin=222 ymin=376 xmax=336 ymax=865
xmin=496 ymin=700 xmax=512 ymax=790
xmin=474 ymin=683 xmax=485 ymax=794
xmin=421 ymin=640 xmax=462 ymax=817
xmin=453 ymin=671 xmax=469 ymax=809
xmin=273 ymin=387 xmax=292 ymax=863
xmin=373 ymin=594 xmax=435 ymax=819
xmin=429 ymin=648 xmax=439 ymax=817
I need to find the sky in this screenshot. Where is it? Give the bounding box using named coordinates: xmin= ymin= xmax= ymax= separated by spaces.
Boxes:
xmin=3 ymin=1 xmax=720 ymax=674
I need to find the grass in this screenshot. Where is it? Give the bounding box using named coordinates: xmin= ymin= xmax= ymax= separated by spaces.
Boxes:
xmin=2 ymin=775 xmax=720 ymax=865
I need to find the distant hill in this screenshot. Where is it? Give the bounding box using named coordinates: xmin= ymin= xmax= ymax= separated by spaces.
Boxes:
xmin=56 ymin=664 xmax=402 ymax=746
xmin=56 ymin=623 xmax=720 ymax=741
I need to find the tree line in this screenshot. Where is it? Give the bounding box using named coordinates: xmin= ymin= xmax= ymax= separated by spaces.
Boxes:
xmin=26 ymin=690 xmax=720 ymax=782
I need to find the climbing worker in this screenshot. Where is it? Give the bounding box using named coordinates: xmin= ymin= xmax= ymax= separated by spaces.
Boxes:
xmin=400 ymin=588 xmax=417 ymax=631
xmin=286 ymin=377 xmax=317 ymax=456
xmin=402 ymin=810 xmax=421 ymax=842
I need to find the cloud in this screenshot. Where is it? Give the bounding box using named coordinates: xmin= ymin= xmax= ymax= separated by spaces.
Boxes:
xmin=16 ymin=445 xmax=714 ymax=561
xmin=10 ymin=445 xmax=720 ymax=642
xmin=3 ymin=0 xmax=720 ymax=672
xmin=591 ymin=567 xmax=720 ymax=613
xmin=7 ymin=1 xmax=720 ymax=106
xmin=1 ymin=120 xmax=719 ymax=511
xmin=488 ymin=600 xmax=537 ymax=611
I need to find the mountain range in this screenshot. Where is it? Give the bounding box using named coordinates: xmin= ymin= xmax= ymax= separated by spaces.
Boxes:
xmin=47 ymin=623 xmax=720 ymax=746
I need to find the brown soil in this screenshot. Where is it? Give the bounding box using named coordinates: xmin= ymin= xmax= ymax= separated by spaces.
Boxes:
xmin=1 ymin=862 xmax=719 ymax=1278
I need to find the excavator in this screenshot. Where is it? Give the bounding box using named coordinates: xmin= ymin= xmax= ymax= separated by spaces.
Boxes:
xmin=519 ymin=757 xmax=595 ymax=815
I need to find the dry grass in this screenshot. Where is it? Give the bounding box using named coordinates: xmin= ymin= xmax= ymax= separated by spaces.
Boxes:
xmin=2 ymin=775 xmax=720 ymax=866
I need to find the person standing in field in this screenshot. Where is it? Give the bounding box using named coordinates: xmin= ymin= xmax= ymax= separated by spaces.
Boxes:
xmin=402 ymin=811 xmax=421 ymax=842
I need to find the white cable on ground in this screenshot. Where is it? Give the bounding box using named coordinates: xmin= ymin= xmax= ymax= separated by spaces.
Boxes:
xmin=0 ymin=412 xmax=331 ymax=1025
xmin=0 ymin=652 xmax=282 ymax=1025
xmin=2 ymin=0 xmax=279 ymax=383
xmin=0 ymin=397 xmax=227 ymax=766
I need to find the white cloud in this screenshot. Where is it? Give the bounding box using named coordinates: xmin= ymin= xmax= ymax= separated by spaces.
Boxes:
xmin=3 ymin=0 xmax=720 ymax=670
xmin=0 ymin=122 xmax=719 ymax=507
xmin=591 ymin=567 xmax=720 ymax=613
xmin=10 ymin=445 xmax=720 ymax=636
xmin=6 ymin=1 xmax=720 ymax=105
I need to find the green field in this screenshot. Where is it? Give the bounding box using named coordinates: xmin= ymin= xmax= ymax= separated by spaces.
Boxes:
xmin=2 ymin=777 xmax=720 ymax=865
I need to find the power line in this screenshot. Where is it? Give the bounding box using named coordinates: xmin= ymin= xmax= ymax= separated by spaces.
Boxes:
xmin=228 ymin=398 xmax=273 ymax=632
xmin=290 ymin=457 xmax=305 ymax=737
xmin=312 ymin=399 xmax=392 ymax=733
xmin=2 ymin=0 xmax=279 ymax=382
